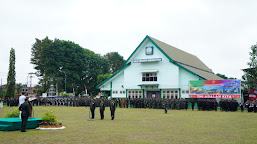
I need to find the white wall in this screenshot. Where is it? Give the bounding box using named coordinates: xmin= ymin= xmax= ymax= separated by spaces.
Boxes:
xmin=179 ymin=67 xmax=200 ymax=98
xmin=124 ymin=39 xmax=179 ymax=89
xmin=111 ymin=72 xmax=126 ymax=98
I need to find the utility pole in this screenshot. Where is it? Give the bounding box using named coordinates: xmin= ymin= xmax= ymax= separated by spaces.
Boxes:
xmin=27 ymin=73 xmax=35 ymax=96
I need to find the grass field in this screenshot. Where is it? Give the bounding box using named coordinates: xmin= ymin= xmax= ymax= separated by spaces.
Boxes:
xmin=1 ymin=106 xmax=257 ymax=144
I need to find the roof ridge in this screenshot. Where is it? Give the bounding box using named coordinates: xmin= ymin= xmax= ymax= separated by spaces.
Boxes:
xmin=148 ymin=36 xmax=196 ymax=58
xmin=148 ymin=35 xmax=213 ymax=73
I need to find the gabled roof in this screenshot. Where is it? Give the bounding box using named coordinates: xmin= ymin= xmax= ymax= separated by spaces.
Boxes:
xmin=148 ymin=36 xmax=222 ymax=80
xmin=97 ymin=35 xmax=222 ymax=89
xmin=126 ymin=35 xmax=222 ymax=80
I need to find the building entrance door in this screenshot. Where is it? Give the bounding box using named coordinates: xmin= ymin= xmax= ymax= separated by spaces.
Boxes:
xmin=147 ymin=91 xmax=160 ymax=98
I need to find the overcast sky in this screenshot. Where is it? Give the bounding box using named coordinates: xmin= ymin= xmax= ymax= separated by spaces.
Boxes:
xmin=0 ymin=0 xmax=256 ymax=86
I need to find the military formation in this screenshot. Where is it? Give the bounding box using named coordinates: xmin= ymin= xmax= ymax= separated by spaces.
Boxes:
xmin=219 ymin=99 xmax=239 ymax=112
xmin=5 ymin=97 xmax=257 ymax=113
xmin=197 ymin=99 xmax=218 ymax=111
xmin=128 ymin=98 xmax=189 ymax=110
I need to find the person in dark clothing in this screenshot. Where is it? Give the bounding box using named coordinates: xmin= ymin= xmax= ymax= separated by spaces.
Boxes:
xmin=19 ymin=98 xmax=30 ymax=132
xmin=163 ymin=100 xmax=167 ymax=114
xmin=191 ymin=100 xmax=195 ymax=111
xmin=110 ymin=99 xmax=116 ymax=120
xmin=99 ymin=99 xmax=105 ymax=120
xmin=90 ymin=99 xmax=96 ymax=119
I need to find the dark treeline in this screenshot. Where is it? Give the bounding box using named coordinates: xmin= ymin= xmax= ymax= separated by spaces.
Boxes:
xmin=30 ymin=37 xmax=125 ymax=96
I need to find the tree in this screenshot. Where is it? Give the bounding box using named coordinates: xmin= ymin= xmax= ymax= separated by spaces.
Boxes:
xmin=216 ymin=73 xmax=236 ymax=79
xmin=104 ymin=52 xmax=125 ymax=74
xmin=5 ymin=48 xmax=16 ymax=98
xmin=16 ymin=83 xmax=23 ymax=95
xmin=97 ymin=73 xmax=113 ymax=84
xmin=31 ymin=37 xmax=109 ymax=96
xmin=31 ymin=37 xmax=53 ymax=92
xmin=242 ymin=43 xmax=257 ymax=90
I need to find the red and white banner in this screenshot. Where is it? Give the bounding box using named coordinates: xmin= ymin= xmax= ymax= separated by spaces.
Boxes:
xmin=189 ymin=95 xmax=241 ymax=99
xmin=249 ymin=89 xmax=257 ymax=100
xmin=189 ymin=80 xmax=241 ymax=99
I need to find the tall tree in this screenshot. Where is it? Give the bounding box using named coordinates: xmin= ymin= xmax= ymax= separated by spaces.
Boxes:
xmin=31 ymin=37 xmax=53 ymax=91
xmin=16 ymin=83 xmax=23 ymax=95
xmin=31 ymin=37 xmax=109 ymax=96
xmin=104 ymin=52 xmax=125 ymax=74
xmin=5 ymin=48 xmax=16 ymax=98
xmin=242 ymin=43 xmax=257 ymax=90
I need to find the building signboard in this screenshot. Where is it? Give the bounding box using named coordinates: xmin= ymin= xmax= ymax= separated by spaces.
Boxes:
xmin=133 ymin=58 xmax=162 ymax=63
xmin=189 ymin=79 xmax=241 ymax=98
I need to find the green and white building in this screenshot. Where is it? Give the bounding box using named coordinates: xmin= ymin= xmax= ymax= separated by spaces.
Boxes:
xmin=97 ymin=35 xmax=222 ymax=99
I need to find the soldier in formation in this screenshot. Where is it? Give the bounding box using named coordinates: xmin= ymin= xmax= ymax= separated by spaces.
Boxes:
xmin=219 ymin=99 xmax=238 ymax=112
xmin=90 ymin=98 xmax=96 ymax=119
xmin=110 ymin=99 xmax=116 ymax=120
xmin=128 ymin=98 xmax=189 ymax=110
xmin=197 ymin=99 xmax=218 ymax=111
xmin=100 ymin=99 xmax=105 ymax=120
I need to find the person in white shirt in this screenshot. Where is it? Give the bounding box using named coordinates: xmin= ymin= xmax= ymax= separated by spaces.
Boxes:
xmin=19 ymin=92 xmax=26 ymax=119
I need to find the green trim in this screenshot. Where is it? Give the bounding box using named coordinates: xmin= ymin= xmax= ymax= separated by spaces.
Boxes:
xmin=125 ymin=35 xmax=204 ymax=80
xmin=96 ymin=62 xmax=131 ymax=89
xmin=125 ymin=35 xmax=149 ymax=64
xmin=145 ymin=46 xmax=153 ymax=55
xmin=110 ymin=82 xmax=112 ymax=98
xmin=143 ymin=89 xmax=145 ymax=99
xmin=126 ymin=89 xmax=127 ymax=98
xmin=147 ymin=36 xmax=205 ymax=80
xmin=160 ymin=89 xmax=162 ymax=99
xmin=171 ymin=60 xmax=206 ymax=80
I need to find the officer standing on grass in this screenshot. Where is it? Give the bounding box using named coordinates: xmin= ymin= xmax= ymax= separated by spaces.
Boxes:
xmin=19 ymin=98 xmax=30 ymax=132
xmin=90 ymin=98 xmax=96 ymax=119
xmin=163 ymin=100 xmax=167 ymax=114
xmin=100 ymin=99 xmax=105 ymax=120
xmin=191 ymin=100 xmax=195 ymax=111
xmin=110 ymin=99 xmax=116 ymax=120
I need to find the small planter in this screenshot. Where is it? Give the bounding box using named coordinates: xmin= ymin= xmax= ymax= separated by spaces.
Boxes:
xmin=39 ymin=125 xmax=63 ymax=128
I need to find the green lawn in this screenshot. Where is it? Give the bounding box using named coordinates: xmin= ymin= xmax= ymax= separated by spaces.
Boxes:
xmin=1 ymin=106 xmax=257 ymax=144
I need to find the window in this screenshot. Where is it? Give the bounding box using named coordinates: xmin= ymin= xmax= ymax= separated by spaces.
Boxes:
xmin=162 ymin=89 xmax=179 ymax=99
xmin=142 ymin=72 xmax=157 ymax=81
xmin=128 ymin=90 xmax=142 ymax=99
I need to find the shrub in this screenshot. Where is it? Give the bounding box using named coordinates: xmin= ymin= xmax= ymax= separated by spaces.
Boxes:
xmin=41 ymin=109 xmax=57 ymax=123
xmin=5 ymin=109 xmax=20 ymax=118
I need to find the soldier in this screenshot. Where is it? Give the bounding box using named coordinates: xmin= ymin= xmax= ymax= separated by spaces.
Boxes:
xmin=90 ymin=98 xmax=96 ymax=119
xmin=185 ymin=99 xmax=188 ymax=110
xmin=110 ymin=99 xmax=116 ymax=120
xmin=19 ymin=98 xmax=30 ymax=132
xmin=100 ymin=99 xmax=105 ymax=120
xmin=163 ymin=100 xmax=167 ymax=114
xmin=191 ymin=100 xmax=195 ymax=111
